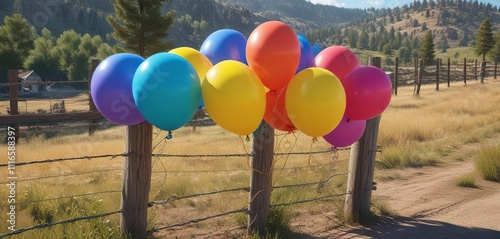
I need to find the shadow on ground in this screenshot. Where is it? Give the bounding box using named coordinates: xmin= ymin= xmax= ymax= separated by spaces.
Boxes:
xmin=294 ymin=216 xmax=500 ymax=239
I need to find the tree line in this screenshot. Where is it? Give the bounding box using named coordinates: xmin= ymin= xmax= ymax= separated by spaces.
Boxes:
xmin=0 ymin=14 xmax=121 ymax=87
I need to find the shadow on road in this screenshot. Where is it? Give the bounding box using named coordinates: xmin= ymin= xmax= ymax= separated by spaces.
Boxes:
xmin=295 ymin=216 xmax=500 ymax=239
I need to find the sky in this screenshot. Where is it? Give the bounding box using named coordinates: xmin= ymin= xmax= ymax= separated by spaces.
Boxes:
xmin=307 ymin=0 xmax=499 ymax=9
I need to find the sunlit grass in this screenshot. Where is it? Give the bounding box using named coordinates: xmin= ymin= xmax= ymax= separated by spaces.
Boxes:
xmin=475 ymin=144 xmax=500 ymax=182
xmin=1 ymin=79 xmax=500 ymax=236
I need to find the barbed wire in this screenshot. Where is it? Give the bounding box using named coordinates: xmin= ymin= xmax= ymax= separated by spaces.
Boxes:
xmin=269 ymin=192 xmax=350 ymax=208
xmin=0 ymin=80 xmax=90 ymax=87
xmin=0 ymin=168 xmax=123 ymax=184
xmin=0 ymin=209 xmax=122 ymax=238
xmin=0 ymin=153 xmax=127 ymax=167
xmin=150 ymin=149 xmax=344 ymax=159
xmin=0 ymin=190 xmax=121 ymax=207
xmin=148 ymin=208 xmax=247 ymax=233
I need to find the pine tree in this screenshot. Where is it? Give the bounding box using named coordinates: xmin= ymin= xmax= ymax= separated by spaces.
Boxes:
xmin=24 ymin=28 xmax=61 ymax=81
xmin=418 ymin=31 xmax=435 ymax=66
xmin=474 ymin=18 xmax=494 ymax=61
xmin=107 ymin=0 xmax=175 ymax=57
xmin=488 ymin=30 xmax=500 ymax=63
xmin=0 ymin=14 xmax=36 ymax=69
xmin=438 ymin=34 xmax=449 ymax=53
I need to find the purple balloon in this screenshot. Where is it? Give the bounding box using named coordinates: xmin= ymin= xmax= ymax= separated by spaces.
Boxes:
xmin=323 ymin=116 xmax=366 ymax=148
xmin=90 ymin=53 xmax=145 ymax=125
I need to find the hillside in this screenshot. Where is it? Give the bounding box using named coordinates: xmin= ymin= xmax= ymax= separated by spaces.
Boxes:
xmin=0 ymin=0 xmax=368 ymax=48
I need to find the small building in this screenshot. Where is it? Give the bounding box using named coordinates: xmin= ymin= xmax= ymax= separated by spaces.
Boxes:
xmin=18 ymin=70 xmax=44 ymax=94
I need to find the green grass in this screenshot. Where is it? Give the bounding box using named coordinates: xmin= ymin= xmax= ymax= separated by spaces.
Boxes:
xmin=377 ymin=146 xmax=440 ymax=169
xmin=475 ymin=144 xmax=500 ymax=182
xmin=371 ymin=198 xmax=397 ymax=217
xmin=455 ymin=172 xmax=477 ymax=188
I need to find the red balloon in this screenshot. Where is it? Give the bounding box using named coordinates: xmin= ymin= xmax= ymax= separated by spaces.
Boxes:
xmin=264 ymin=89 xmax=296 ymax=132
xmin=315 ymin=46 xmax=360 ymax=82
xmin=247 ymin=21 xmax=300 ymax=90
xmin=343 ymin=66 xmax=392 ymax=120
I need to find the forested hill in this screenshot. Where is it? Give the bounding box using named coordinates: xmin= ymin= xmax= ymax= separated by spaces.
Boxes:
xmin=220 ymin=0 xmax=369 ymax=29
xmin=0 ymin=0 xmax=368 ymax=48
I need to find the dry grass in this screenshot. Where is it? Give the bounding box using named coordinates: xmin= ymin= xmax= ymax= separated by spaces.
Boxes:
xmin=475 ymin=144 xmax=500 ymax=182
xmin=1 ymin=79 xmax=500 ymax=237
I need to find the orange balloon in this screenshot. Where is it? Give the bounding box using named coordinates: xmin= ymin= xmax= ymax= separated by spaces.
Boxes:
xmin=264 ymin=89 xmax=296 ymax=132
xmin=246 ymin=21 xmax=300 ymax=90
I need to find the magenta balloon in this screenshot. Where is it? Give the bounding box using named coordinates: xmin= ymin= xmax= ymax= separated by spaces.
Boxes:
xmin=322 ymin=116 xmax=366 ymax=148
xmin=343 ymin=66 xmax=392 ymax=120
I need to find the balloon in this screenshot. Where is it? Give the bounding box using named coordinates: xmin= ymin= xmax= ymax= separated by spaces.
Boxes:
xmin=264 ymin=88 xmax=296 ymax=132
xmin=169 ymin=47 xmax=213 ymax=108
xmin=315 ymin=46 xmax=360 ymax=81
xmin=132 ymin=53 xmax=201 ymax=131
xmin=90 ymin=53 xmax=145 ymax=125
xmin=343 ymin=66 xmax=392 ymax=120
xmin=323 ymin=116 xmax=366 ymax=148
xmin=286 ymin=67 xmax=346 ymax=137
xmin=296 ymin=34 xmax=314 ymax=73
xmin=312 ymin=42 xmax=322 ymax=57
xmin=202 ymin=60 xmax=266 ymax=135
xmin=246 ymin=21 xmax=300 ymax=90
xmin=200 ymin=29 xmax=247 ymax=64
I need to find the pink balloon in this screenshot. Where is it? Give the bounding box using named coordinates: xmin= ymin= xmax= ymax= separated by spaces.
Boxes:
xmin=314 ymin=46 xmax=360 ymax=81
xmin=343 ymin=66 xmax=392 ymax=120
xmin=323 ymin=116 xmax=366 ymax=148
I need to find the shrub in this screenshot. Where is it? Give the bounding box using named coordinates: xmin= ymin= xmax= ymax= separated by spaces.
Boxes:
xmin=475 ymin=145 xmax=500 ymax=182
xmin=455 ymin=173 xmax=477 ymax=188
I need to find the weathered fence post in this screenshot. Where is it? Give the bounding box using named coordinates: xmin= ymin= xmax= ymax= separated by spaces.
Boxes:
xmin=248 ymin=121 xmax=275 ymax=237
xmin=394 ymin=57 xmax=398 ymax=95
xmin=121 ymin=122 xmax=153 ymax=239
xmin=480 ymin=61 xmax=486 ymax=83
xmin=474 ymin=59 xmax=478 ymax=81
xmin=8 ymin=69 xmax=19 ymax=142
xmin=436 ymin=58 xmax=440 ymax=91
xmin=493 ymin=61 xmax=498 ymax=79
xmin=415 ymin=59 xmax=424 ymax=96
xmin=447 ymin=58 xmax=451 ymax=87
xmin=463 ymin=58 xmax=467 ymax=85
xmin=344 ymin=57 xmax=382 ymax=223
xmin=88 ymin=59 xmax=99 ymax=135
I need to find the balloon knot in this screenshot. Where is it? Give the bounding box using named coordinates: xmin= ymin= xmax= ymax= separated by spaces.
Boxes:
xmin=246 ymin=135 xmax=250 ymax=142
xmin=312 ymin=137 xmax=318 ymax=143
xmin=166 ymin=131 xmax=173 ymax=140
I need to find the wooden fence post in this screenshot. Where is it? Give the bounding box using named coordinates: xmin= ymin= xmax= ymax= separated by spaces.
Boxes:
xmin=474 ymin=59 xmax=478 ymax=81
xmin=344 ymin=57 xmax=382 ymax=223
xmin=247 ymin=121 xmax=275 ymax=237
xmin=495 ymin=62 xmax=498 ymax=79
xmin=8 ymin=69 xmax=19 ymax=142
xmin=88 ymin=60 xmax=99 ymax=135
xmin=463 ymin=58 xmax=467 ymax=85
xmin=415 ymin=59 xmax=424 ymax=96
xmin=121 ymin=122 xmax=153 ymax=238
xmin=480 ymin=61 xmax=486 ymax=84
xmin=394 ymin=57 xmax=398 ymax=95
xmin=447 ymin=58 xmax=451 ymax=87
xmin=436 ymin=58 xmax=440 ymax=91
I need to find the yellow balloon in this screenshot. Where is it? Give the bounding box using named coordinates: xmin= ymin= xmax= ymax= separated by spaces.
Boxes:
xmin=286 ymin=67 xmax=346 ymax=137
xmin=202 ymin=60 xmax=266 ymax=135
xmin=169 ymin=47 xmax=213 ymax=83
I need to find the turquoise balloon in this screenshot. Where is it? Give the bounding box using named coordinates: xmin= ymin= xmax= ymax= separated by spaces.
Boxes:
xmin=132 ymin=53 xmax=201 ymax=131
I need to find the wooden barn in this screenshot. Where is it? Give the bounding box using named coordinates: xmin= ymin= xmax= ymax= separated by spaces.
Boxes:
xmin=18 ymin=70 xmax=44 ymax=94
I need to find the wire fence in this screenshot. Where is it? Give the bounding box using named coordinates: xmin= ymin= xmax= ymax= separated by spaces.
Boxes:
xmin=0 ymin=147 xmax=353 ymax=237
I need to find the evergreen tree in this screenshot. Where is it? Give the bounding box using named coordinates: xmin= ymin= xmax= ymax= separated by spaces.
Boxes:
xmin=24 ymin=28 xmax=61 ymax=81
xmin=488 ymin=30 xmax=500 ymax=63
xmin=418 ymin=31 xmax=436 ymax=66
xmin=0 ymin=14 xmax=36 ymax=70
xmin=357 ymin=31 xmax=369 ymax=50
xmin=107 ymin=0 xmax=175 ymax=57
xmin=438 ymin=34 xmax=449 ymax=53
xmin=474 ymin=18 xmax=494 ymax=61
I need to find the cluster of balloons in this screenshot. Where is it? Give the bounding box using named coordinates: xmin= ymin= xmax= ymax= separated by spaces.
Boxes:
xmin=90 ymin=20 xmax=392 ymax=148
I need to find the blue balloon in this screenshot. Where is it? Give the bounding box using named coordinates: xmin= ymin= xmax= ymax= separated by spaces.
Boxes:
xmin=312 ymin=42 xmax=323 ymax=57
xmin=132 ymin=53 xmax=201 ymax=131
xmin=90 ymin=53 xmax=145 ymax=125
xmin=200 ymin=29 xmax=247 ymax=65
xmin=296 ymin=34 xmax=314 ymax=73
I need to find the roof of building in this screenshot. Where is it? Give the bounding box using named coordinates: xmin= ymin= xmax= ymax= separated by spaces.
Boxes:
xmin=18 ymin=70 xmax=41 ymax=80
